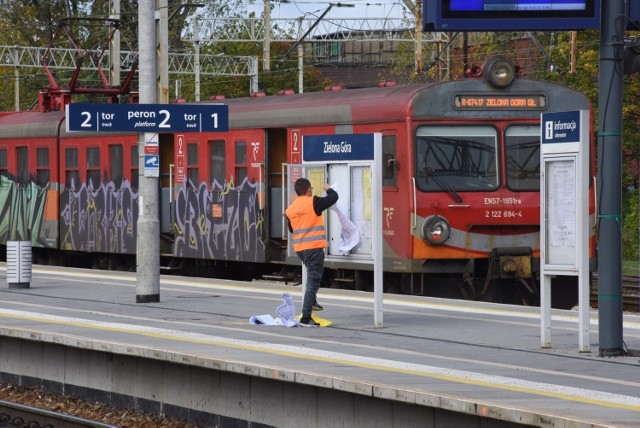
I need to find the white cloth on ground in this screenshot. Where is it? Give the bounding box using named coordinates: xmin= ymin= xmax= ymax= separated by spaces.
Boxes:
xmin=249 ymin=293 xmax=298 ymax=327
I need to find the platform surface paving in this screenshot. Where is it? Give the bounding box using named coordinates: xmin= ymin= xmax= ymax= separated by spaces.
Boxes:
xmin=0 ymin=264 xmax=639 ymax=427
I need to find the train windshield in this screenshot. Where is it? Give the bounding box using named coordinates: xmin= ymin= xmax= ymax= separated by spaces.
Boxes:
xmin=415 ymin=126 xmax=498 ymax=194
xmin=505 ymin=125 xmax=540 ymax=191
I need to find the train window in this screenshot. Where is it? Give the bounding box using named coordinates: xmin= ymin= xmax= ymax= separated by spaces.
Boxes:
xmin=505 ymin=125 xmax=540 ymax=191
xmin=415 ymin=126 xmax=498 ymax=193
xmin=65 ymin=147 xmax=80 ymax=190
xmin=131 ymin=145 xmax=139 ymax=191
xmin=187 ymin=143 xmax=199 ymax=189
xmin=109 ymin=145 xmax=124 ymax=189
xmin=86 ymin=147 xmax=101 ymax=189
xmin=382 ymin=135 xmax=397 ymax=187
xmin=209 ymin=140 xmax=225 ymax=188
xmin=0 ymin=147 xmax=7 ymax=181
xmin=17 ymin=147 xmax=28 ymax=185
xmin=36 ymin=148 xmax=49 ymax=186
xmin=235 ymin=141 xmax=247 ymax=187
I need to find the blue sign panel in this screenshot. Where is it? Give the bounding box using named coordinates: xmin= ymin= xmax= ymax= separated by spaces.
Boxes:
xmin=303 ymin=134 xmax=375 ymax=162
xmin=144 ymin=154 xmax=160 ymax=177
xmin=66 ymin=103 xmax=229 ymax=133
xmin=542 ymin=111 xmax=581 ymax=144
xmin=424 ymin=0 xmax=600 ymax=31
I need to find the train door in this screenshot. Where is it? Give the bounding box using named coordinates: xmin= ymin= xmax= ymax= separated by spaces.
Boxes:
xmin=159 ymin=133 xmax=174 ymax=246
xmin=266 ymin=128 xmax=288 ymax=262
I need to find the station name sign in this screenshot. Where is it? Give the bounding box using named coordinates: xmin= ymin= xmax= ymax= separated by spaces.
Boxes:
xmin=66 ymin=103 xmax=229 ymax=133
xmin=303 ymin=134 xmax=375 ymax=162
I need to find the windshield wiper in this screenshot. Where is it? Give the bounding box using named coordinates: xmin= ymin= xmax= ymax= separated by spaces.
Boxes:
xmin=426 ymin=167 xmax=463 ymax=203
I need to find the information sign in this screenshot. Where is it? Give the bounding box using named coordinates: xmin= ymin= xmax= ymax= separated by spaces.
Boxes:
xmin=542 ymin=110 xmax=581 ymax=145
xmin=540 ymin=109 xmax=590 ymax=352
xmin=66 ymin=103 xmax=228 ymax=133
xmin=144 ymin=154 xmax=160 ymax=177
xmin=302 ymin=134 xmax=375 ymax=162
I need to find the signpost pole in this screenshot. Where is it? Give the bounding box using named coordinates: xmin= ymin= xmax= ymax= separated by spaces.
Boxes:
xmin=597 ymin=0 xmax=625 ymax=357
xmin=136 ymin=0 xmax=160 ymax=303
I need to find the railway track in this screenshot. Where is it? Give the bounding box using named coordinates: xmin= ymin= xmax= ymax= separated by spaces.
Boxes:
xmin=0 ymin=399 xmax=117 ymax=428
xmin=590 ymin=274 xmax=640 ymax=313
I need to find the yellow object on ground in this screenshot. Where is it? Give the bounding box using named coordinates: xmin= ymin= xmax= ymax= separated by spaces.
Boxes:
xmin=295 ymin=314 xmax=333 ymax=327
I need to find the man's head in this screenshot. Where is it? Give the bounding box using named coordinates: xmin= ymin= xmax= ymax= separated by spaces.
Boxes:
xmin=294 ymin=178 xmax=312 ymax=196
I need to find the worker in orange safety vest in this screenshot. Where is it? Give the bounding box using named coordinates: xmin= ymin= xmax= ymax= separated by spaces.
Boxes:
xmin=285 ymin=178 xmax=338 ymax=327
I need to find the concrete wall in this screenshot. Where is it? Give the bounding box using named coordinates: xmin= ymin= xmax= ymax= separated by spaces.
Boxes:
xmin=0 ymin=336 xmax=519 ymax=427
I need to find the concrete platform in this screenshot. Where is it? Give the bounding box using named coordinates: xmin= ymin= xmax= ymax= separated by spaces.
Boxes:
xmin=0 ymin=264 xmax=639 ymax=427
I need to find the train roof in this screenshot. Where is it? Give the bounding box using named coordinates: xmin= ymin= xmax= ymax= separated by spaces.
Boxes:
xmin=218 ymin=83 xmax=436 ymax=129
xmin=216 ymin=78 xmax=591 ymax=129
xmin=0 ymin=77 xmax=592 ymax=139
xmin=0 ymin=110 xmax=65 ymax=139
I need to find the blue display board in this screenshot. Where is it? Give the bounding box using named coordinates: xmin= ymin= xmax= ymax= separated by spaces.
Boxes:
xmin=66 ymin=103 xmax=229 ymax=133
xmin=424 ymin=0 xmax=600 ymax=31
xmin=302 ymin=134 xmax=375 ymax=162
xmin=542 ymin=111 xmax=581 ymax=145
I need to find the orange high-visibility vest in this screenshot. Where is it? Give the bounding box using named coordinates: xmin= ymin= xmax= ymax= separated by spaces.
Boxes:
xmin=285 ymin=196 xmax=327 ymax=252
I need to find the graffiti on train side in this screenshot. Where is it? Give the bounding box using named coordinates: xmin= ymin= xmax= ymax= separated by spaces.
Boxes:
xmin=0 ymin=176 xmax=49 ymax=244
xmin=60 ymin=179 xmax=138 ymax=254
xmin=173 ymin=177 xmax=266 ymax=262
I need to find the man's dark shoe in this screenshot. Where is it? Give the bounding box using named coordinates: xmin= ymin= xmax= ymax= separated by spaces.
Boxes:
xmin=312 ymin=303 xmax=324 ymax=311
xmin=299 ymin=317 xmax=320 ymax=327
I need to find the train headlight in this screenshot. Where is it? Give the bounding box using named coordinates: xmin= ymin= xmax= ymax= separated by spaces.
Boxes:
xmin=484 ymin=56 xmax=515 ymax=88
xmin=420 ymin=215 xmax=450 ymax=246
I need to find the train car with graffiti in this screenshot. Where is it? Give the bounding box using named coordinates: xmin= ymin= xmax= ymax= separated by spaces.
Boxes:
xmin=0 ymin=56 xmax=596 ymax=306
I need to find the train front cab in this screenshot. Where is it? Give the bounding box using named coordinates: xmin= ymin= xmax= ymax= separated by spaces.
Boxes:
xmin=403 ymin=57 xmax=595 ymax=307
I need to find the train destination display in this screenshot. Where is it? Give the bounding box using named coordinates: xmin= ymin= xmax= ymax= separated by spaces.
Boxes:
xmin=454 ymin=94 xmax=547 ymax=110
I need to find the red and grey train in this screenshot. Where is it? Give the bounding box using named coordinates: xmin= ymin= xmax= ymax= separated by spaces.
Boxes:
xmin=0 ymin=56 xmax=595 ymax=307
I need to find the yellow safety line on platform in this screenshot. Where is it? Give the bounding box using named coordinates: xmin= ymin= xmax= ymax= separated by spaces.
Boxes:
xmin=0 ymin=309 xmax=639 ymax=414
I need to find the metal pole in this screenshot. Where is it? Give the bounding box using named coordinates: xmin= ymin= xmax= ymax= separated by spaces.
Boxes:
xmin=194 ymin=19 xmax=201 ymax=101
xmin=298 ymin=16 xmax=304 ymax=94
xmin=597 ymin=0 xmax=625 ymax=356
xmin=250 ymin=57 xmax=259 ymax=94
xmin=136 ymin=0 xmax=160 ymax=303
xmin=415 ymin=0 xmax=423 ymax=74
xmin=109 ymin=0 xmax=121 ymax=90
xmin=263 ymin=0 xmax=271 ymax=71
xmin=13 ymin=46 xmax=19 ymax=111
xmin=157 ymin=0 xmax=169 ymax=104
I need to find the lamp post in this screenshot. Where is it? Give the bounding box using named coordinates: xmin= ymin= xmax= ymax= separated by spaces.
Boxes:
xmin=137 ymin=0 xmax=160 ymax=303
xmin=136 ymin=1 xmax=204 ymax=303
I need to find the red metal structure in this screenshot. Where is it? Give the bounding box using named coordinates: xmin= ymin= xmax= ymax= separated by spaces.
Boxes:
xmin=38 ymin=18 xmax=137 ymax=112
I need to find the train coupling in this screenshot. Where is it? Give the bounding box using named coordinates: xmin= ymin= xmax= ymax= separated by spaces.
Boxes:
xmin=488 ymin=247 xmax=532 ymax=280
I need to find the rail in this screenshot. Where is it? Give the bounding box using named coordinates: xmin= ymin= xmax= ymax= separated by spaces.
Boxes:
xmin=590 ymin=274 xmax=640 ymax=313
xmin=0 ymin=399 xmax=118 ymax=428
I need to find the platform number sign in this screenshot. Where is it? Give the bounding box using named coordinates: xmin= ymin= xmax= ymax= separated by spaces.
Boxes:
xmin=175 ymin=135 xmax=186 ymax=184
xmin=66 ymin=103 xmax=228 ymax=133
